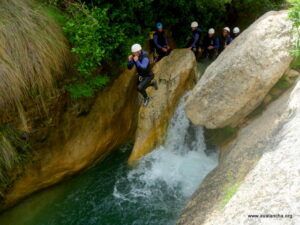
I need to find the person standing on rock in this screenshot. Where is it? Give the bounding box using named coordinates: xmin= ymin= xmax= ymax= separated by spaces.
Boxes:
xmin=219 ymin=27 xmax=232 ymax=53
xmin=188 ymin=21 xmax=202 ymax=59
xmin=202 ymin=28 xmax=220 ymax=60
xmin=128 ymin=43 xmax=158 ymax=107
xmin=232 ymin=27 xmax=240 ymax=39
xmin=153 ymin=22 xmax=171 ymax=62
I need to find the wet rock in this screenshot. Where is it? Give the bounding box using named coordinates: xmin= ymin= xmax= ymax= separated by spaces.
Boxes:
xmin=128 ymin=49 xmax=197 ymax=164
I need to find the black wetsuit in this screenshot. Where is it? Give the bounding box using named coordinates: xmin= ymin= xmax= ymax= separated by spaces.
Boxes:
xmin=153 ymin=30 xmax=170 ymax=61
xmin=127 ymin=51 xmax=155 ymax=99
xmin=202 ymin=35 xmax=220 ymax=59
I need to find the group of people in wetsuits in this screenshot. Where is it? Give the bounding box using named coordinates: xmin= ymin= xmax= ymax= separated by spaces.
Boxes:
xmin=127 ymin=21 xmax=241 ymax=106
xmin=188 ymin=21 xmax=240 ymax=60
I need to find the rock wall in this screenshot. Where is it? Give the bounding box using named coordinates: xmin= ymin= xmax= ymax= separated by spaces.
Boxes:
xmin=1 ymin=70 xmax=139 ymax=210
xmin=128 ymin=49 xmax=197 ymax=164
xmin=178 ymin=79 xmax=300 ymax=225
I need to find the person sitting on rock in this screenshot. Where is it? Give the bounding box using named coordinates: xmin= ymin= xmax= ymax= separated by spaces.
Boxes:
xmin=219 ymin=27 xmax=233 ymax=53
xmin=127 ymin=43 xmax=158 ymax=106
xmin=233 ymin=27 xmax=240 ymax=39
xmin=202 ymin=28 xmax=220 ymax=60
xmin=153 ymin=22 xmax=171 ymax=62
xmin=148 ymin=30 xmax=156 ymax=62
xmin=188 ymin=21 xmax=202 ymax=59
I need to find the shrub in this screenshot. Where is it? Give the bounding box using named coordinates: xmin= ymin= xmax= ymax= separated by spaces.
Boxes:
xmin=47 ymin=0 xmax=287 ymax=98
xmin=62 ymin=3 xmax=128 ymax=98
xmin=66 ymin=76 xmax=109 ymax=99
xmin=288 ymin=0 xmax=300 ymax=58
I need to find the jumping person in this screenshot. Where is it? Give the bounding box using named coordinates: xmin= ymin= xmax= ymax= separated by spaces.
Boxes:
xmin=202 ymin=28 xmax=220 ymax=60
xmin=153 ymin=22 xmax=171 ymax=62
xmin=219 ymin=27 xmax=233 ymax=53
xmin=188 ymin=21 xmax=202 ymax=59
xmin=232 ymin=27 xmax=240 ymax=39
xmin=127 ymin=44 xmax=158 ymax=106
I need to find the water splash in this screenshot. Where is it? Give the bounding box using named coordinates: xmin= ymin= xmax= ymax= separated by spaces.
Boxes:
xmin=113 ymin=94 xmax=218 ymax=222
xmin=0 ymin=94 xmax=218 ymax=225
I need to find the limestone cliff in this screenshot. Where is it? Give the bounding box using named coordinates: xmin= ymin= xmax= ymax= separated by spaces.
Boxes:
xmin=185 ymin=11 xmax=294 ymax=129
xmin=128 ymin=49 xmax=197 ymax=164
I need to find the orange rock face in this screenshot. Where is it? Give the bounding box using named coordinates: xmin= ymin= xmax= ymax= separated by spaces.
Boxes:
xmin=128 ymin=49 xmax=197 ymax=164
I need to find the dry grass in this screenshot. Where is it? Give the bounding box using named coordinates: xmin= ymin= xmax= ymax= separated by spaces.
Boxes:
xmin=0 ymin=0 xmax=70 ymax=194
xmin=0 ymin=125 xmax=30 ymax=196
xmin=0 ymin=0 xmax=70 ymax=127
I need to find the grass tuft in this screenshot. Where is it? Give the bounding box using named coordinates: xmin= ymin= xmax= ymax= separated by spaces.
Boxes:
xmin=221 ymin=183 xmax=240 ymax=208
xmin=0 ymin=125 xmax=30 ymax=196
xmin=0 ymin=0 xmax=70 ymax=126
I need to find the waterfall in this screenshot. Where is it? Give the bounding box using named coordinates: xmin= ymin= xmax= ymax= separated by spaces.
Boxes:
xmin=0 ymin=94 xmax=219 ymax=225
xmin=113 ymin=94 xmax=218 ymax=224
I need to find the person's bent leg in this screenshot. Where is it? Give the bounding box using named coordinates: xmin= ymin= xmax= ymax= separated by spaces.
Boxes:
xmin=138 ymin=77 xmax=152 ymax=106
xmin=155 ymin=48 xmax=167 ymax=62
xmin=137 ymin=85 xmax=148 ymax=99
xmin=138 ymin=76 xmax=152 ymax=98
xmin=137 ymin=79 xmax=148 ymax=98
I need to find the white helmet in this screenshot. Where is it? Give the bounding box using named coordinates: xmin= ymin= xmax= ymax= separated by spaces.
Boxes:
xmin=131 ymin=43 xmax=142 ymax=53
xmin=233 ymin=27 xmax=240 ymax=34
xmin=208 ymin=28 xmax=215 ymax=35
xmin=191 ymin=21 xmax=199 ymax=28
xmin=223 ymin=27 xmax=230 ymax=33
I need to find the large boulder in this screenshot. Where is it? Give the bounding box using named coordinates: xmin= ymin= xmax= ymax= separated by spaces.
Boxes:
xmin=128 ymin=49 xmax=197 ymax=164
xmin=178 ymin=79 xmax=300 ymax=225
xmin=185 ymin=11 xmax=294 ymax=129
xmin=1 ymin=70 xmax=139 ymax=210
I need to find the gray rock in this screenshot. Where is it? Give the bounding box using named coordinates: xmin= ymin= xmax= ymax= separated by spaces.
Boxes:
xmin=185 ymin=11 xmax=294 ymax=129
xmin=178 ymin=79 xmax=300 ymax=225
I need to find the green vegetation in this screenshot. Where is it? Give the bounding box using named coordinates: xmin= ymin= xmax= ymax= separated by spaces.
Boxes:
xmin=62 ymin=4 xmax=126 ymax=98
xmin=220 ymin=171 xmax=241 ymax=208
xmin=205 ymin=126 xmax=238 ymax=146
xmin=291 ymin=57 xmax=300 ymax=69
xmin=221 ymin=183 xmax=240 ymax=208
xmin=288 ymin=0 xmax=300 ymax=70
xmin=41 ymin=4 xmax=67 ymax=25
xmin=0 ymin=0 xmax=69 ymax=121
xmin=0 ymin=0 xmax=69 ymax=194
xmin=248 ymin=103 xmax=266 ymax=118
xmin=66 ymin=76 xmax=109 ymax=99
xmin=42 ymin=0 xmax=285 ymax=98
xmin=288 ymin=0 xmax=300 ymax=58
xmin=0 ymin=125 xmax=30 ymax=195
xmin=273 ymin=76 xmax=291 ymax=90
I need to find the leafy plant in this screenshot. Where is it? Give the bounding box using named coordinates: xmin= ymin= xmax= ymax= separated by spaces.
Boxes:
xmin=64 ymin=4 xmax=124 ymax=76
xmin=45 ymin=0 xmax=286 ymax=98
xmin=66 ymin=76 xmax=109 ymax=99
xmin=62 ymin=3 xmax=129 ymax=98
xmin=288 ymin=0 xmax=300 ymax=58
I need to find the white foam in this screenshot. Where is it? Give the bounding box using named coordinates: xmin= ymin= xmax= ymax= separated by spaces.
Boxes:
xmin=114 ymin=94 xmax=218 ymax=201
